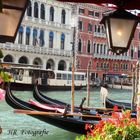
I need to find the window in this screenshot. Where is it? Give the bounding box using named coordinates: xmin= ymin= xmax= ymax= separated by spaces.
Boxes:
xmin=88 ymin=10 xmax=94 ymax=16
xmin=61 ymin=33 xmax=65 ymax=49
xmin=93 ymin=43 xmax=96 ymax=53
xmin=62 ymin=74 xmax=67 ymax=80
xmin=95 ymin=12 xmax=100 ymax=18
xmin=131 ymin=46 xmax=134 ymax=58
xmin=61 ymin=9 xmax=66 ymax=24
xmin=26 ymin=27 xmax=30 ymax=45
xmin=96 ymin=62 xmax=99 ymax=69
xmin=104 ymin=45 xmax=106 ymax=54
xmin=27 ymin=1 xmax=32 ymax=16
xmin=78 ymin=39 xmax=82 ymax=52
xmin=97 ymin=44 xmax=99 ymax=54
xmin=87 ymin=40 xmax=91 ymax=53
xmin=40 ymin=4 xmax=45 ymax=20
xmin=97 ymin=26 xmax=100 ymax=33
xmin=138 ymin=46 xmax=140 ymax=59
xmin=18 ymin=26 xmax=23 ymax=44
xmin=94 ymin=25 xmax=97 ymax=32
xmin=79 ymin=21 xmax=83 ymax=30
xmin=49 ymin=31 xmax=54 ymax=48
xmin=34 ymin=2 xmax=38 ymax=18
xmin=57 ymin=73 xmax=61 ymax=79
xmin=79 ymin=8 xmax=84 ymax=14
xmin=50 ymin=7 xmax=54 ymax=21
xmin=33 ymin=29 xmax=38 ymax=46
xmin=88 ymin=23 xmax=92 ymax=32
xmin=100 ymin=44 xmax=102 ymax=54
xmin=39 ymin=30 xmax=45 ymax=47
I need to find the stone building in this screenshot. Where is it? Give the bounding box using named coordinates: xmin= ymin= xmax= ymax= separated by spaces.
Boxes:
xmin=1 ymin=0 xmax=73 ymax=71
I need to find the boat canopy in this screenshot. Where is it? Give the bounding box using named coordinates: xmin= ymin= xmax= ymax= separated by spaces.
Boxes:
xmin=105 ymin=73 xmax=128 ymax=78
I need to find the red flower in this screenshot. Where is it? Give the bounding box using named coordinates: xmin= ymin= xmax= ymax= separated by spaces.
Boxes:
xmin=113 ymin=105 xmax=118 ymax=112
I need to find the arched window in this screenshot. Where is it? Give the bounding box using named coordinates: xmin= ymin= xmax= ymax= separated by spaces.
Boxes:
xmin=97 ymin=44 xmax=99 ymax=54
xmin=97 ymin=26 xmax=100 ymax=33
xmin=93 ymin=43 xmax=96 ymax=53
xmin=94 ymin=25 xmax=97 ymax=32
xmin=3 ymin=55 xmax=13 ymax=62
xmin=87 ymin=40 xmax=90 ymax=53
xmin=100 ymin=44 xmax=102 ymax=54
xmin=49 ymin=31 xmax=54 ymax=48
xmin=40 ymin=4 xmax=45 ymax=20
xmin=131 ymin=46 xmax=134 ymax=58
xmin=78 ymin=39 xmax=82 ymax=52
xmin=61 ymin=33 xmax=65 ymax=49
xmin=34 ymin=2 xmax=38 ymax=18
xmin=27 ymin=1 xmax=32 ymax=16
xmin=104 ymin=45 xmax=106 ymax=54
xmin=39 ymin=30 xmax=45 ymax=47
xmin=33 ymin=29 xmax=38 ymax=46
xmin=26 ymin=27 xmax=30 ymax=45
xmin=61 ymin=9 xmax=66 ymax=24
xmin=50 ymin=7 xmax=54 ymax=21
xmin=18 ymin=26 xmax=23 ymax=44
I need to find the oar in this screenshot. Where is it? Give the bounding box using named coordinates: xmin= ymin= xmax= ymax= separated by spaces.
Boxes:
xmin=14 ymin=109 xmax=63 ymax=116
xmin=14 ymin=109 xmax=108 ymax=118
xmin=82 ymin=106 xmax=122 ymax=111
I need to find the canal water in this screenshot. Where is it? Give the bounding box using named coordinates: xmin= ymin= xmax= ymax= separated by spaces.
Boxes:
xmin=0 ymin=87 xmax=132 ymax=140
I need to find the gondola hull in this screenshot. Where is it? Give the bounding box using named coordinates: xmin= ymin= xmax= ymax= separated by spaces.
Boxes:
xmin=10 ymin=82 xmax=85 ymax=91
xmin=105 ymin=96 xmax=131 ymax=110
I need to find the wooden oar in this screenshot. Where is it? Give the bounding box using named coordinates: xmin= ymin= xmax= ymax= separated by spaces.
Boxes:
xmin=14 ymin=109 xmax=108 ymax=118
xmin=82 ymin=107 xmax=122 ymax=111
xmin=14 ymin=109 xmax=63 ymax=116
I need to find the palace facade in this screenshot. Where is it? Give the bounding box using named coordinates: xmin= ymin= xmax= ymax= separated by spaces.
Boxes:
xmin=73 ymin=3 xmax=140 ymax=82
xmin=0 ymin=0 xmax=73 ymax=71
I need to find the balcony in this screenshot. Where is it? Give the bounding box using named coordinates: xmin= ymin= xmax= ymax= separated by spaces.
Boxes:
xmin=94 ymin=53 xmax=131 ymax=60
xmin=0 ymin=43 xmax=71 ymax=57
xmin=24 ymin=16 xmax=71 ymax=30
xmin=94 ymin=32 xmax=106 ymax=38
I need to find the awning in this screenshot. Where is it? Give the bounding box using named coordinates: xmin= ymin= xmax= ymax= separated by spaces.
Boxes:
xmin=105 ymin=73 xmax=128 ymax=78
xmin=57 ymin=0 xmax=140 ymax=10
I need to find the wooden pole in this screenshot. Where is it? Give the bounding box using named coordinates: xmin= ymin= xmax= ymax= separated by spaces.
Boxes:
xmin=131 ymin=65 xmax=136 ymax=110
xmin=86 ymin=61 xmax=91 ymax=106
xmin=71 ymin=27 xmax=76 ymax=113
xmin=137 ymin=95 xmax=140 ymax=129
xmin=136 ymin=61 xmax=140 ymax=128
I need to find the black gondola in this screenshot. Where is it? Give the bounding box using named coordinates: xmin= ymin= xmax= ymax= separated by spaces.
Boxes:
xmin=5 ymin=84 xmax=101 ymax=134
xmin=33 ymin=85 xmax=115 ymax=115
xmin=105 ymin=96 xmax=131 ymax=110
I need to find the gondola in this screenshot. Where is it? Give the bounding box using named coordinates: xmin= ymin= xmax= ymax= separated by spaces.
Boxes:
xmin=33 ymin=84 xmax=116 ymax=114
xmin=33 ymin=85 xmax=136 ymax=118
xmin=5 ymin=84 xmax=102 ymax=134
xmin=105 ymin=96 xmax=131 ymax=110
xmin=100 ymin=86 xmax=132 ymax=110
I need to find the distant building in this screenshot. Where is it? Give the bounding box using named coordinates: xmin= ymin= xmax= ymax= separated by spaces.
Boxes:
xmin=1 ymin=0 xmax=73 ymax=71
xmin=72 ymin=3 xmax=140 ymax=83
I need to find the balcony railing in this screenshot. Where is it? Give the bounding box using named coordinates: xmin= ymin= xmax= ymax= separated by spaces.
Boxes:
xmin=0 ymin=43 xmax=71 ymax=57
xmin=24 ymin=16 xmax=71 ymax=30
xmin=94 ymin=53 xmax=131 ymax=60
xmin=94 ymin=32 xmax=106 ymax=38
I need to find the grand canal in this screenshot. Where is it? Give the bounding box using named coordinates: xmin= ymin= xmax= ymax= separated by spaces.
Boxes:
xmin=0 ymin=87 xmax=132 ymax=140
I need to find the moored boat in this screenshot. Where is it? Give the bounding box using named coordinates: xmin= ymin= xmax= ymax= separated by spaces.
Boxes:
xmin=5 ymin=84 xmax=102 ymax=134
xmin=5 ymin=64 xmax=86 ymax=91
